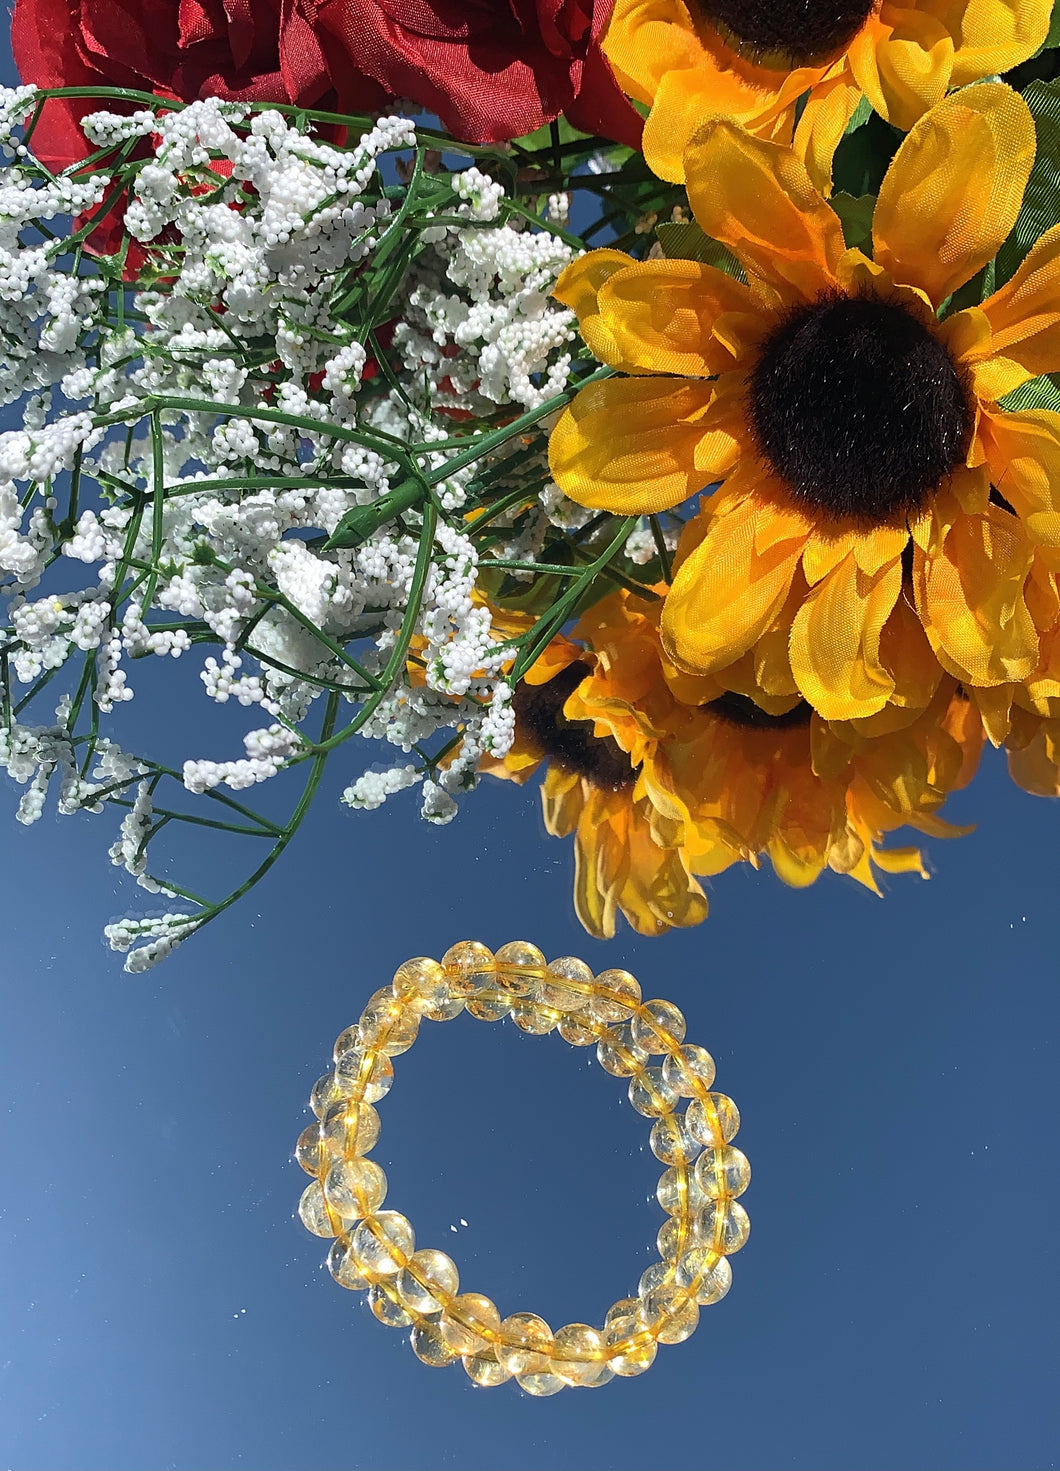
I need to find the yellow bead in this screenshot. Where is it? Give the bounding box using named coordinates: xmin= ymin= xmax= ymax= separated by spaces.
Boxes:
xmin=656 ymin=1164 xmax=707 ymax=1217
xmin=421 ymin=991 xmax=466 ymax=1022
xmin=537 ymin=955 xmax=593 ymax=1011
xmin=510 ymin=998 xmax=562 ymax=1034
xmin=465 ymin=992 xmax=511 ymax=1022
xmin=391 ymin=956 xmax=450 ymax=1014
xmin=309 ymin=1070 xmax=343 ymax=1119
xmin=462 ymin=1347 xmax=512 ymax=1387
xmin=439 ymin=1292 xmax=501 ymax=1354
xmin=298 ymin=1180 xmax=339 ymax=1238
xmin=357 ymin=987 xmax=420 ymax=1055
xmin=396 ymin=1249 xmax=459 ymax=1313
xmin=320 ymin=1098 xmax=381 ymax=1158
xmin=327 ymin=1236 xmax=373 ymax=1290
xmin=369 ymin=1281 xmax=414 ymax=1327
xmin=496 ymin=1312 xmax=553 ymax=1376
xmin=603 ymin=1299 xmax=658 ymax=1377
xmin=334 ymin=1047 xmax=394 ymax=1104
xmin=686 ymin=1092 xmax=740 ymax=1147
xmin=661 ymin=1043 xmax=716 ymax=1097
xmin=649 ymin=1110 xmax=698 ymax=1164
xmin=695 ymin=1146 xmax=752 ymax=1200
xmin=557 ymin=1013 xmax=598 ymax=1046
xmin=696 ymin=1199 xmax=751 ymax=1254
xmin=551 ymin=1324 xmax=613 ymax=1387
xmin=350 ymin=1211 xmax=414 ymax=1276
xmin=596 ymin=1022 xmax=649 ymax=1077
xmin=441 ymin=941 xmax=495 ymax=998
xmin=656 ymin=1214 xmax=694 ymax=1262
xmin=410 ymin=1320 xmax=460 ymax=1367
xmin=628 ymin=1065 xmax=678 ymax=1118
xmin=323 ymin=1157 xmax=387 ymax=1222
xmin=638 ymin=1260 xmax=675 ymax=1301
xmin=295 ymin=1121 xmax=330 ymax=1176
xmin=676 ymin=1248 xmax=733 ymax=1305
xmin=494 ymin=940 xmax=546 ymax=998
xmin=589 ymin=967 xmax=641 ymax=1023
xmin=631 ymin=999 xmax=686 ymax=1055
xmin=642 ymin=1285 xmax=700 ymax=1344
xmin=516 ymin=1369 xmax=566 ymax=1396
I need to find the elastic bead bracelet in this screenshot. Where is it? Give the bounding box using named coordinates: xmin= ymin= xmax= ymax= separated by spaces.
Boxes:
xmin=295 ymin=941 xmax=750 ymax=1394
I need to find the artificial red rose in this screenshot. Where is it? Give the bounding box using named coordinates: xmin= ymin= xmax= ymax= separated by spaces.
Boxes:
xmin=11 ymin=0 xmax=388 ymax=172
xmin=313 ymin=0 xmax=642 ymax=146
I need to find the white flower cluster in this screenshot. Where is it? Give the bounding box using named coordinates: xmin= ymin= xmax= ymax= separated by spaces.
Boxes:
xmin=0 ymin=92 xmax=590 ymax=967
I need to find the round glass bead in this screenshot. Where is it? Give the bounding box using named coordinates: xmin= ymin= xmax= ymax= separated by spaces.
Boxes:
xmin=465 ymin=992 xmax=511 ymax=1022
xmin=494 ymin=940 xmax=546 ymax=998
xmin=695 ymin=1198 xmax=751 ymax=1254
xmin=643 ymin=1286 xmax=700 ymax=1344
xmin=511 ymin=999 xmax=562 ymax=1035
xmin=551 ymin=1324 xmax=612 ymax=1387
xmin=628 ymin=1065 xmax=678 ymax=1118
xmin=440 ymin=1292 xmax=501 ymax=1354
xmin=558 ymin=1013 xmax=598 ymax=1046
xmin=662 ymin=1043 xmax=717 ymax=1097
xmin=536 ymin=955 xmax=593 ymax=1011
xmin=334 ymin=1047 xmax=394 ymax=1104
xmin=695 ymin=1145 xmax=752 ymax=1200
xmin=350 ymin=1211 xmax=414 ymax=1276
xmin=596 ymin=1022 xmax=649 ymax=1077
xmin=638 ymin=1260 xmax=675 ymax=1300
xmin=604 ymin=1299 xmax=658 ymax=1377
xmin=327 ymin=1236 xmax=373 ymax=1290
xmin=309 ymin=1070 xmax=343 ymax=1119
xmin=589 ymin=967 xmax=641 ymax=1023
xmin=421 ymin=991 xmax=466 ymax=1022
xmin=649 ymin=1110 xmax=699 ymax=1164
xmin=686 ymin=1092 xmax=741 ymax=1147
xmin=496 ymin=1313 xmax=553 ymax=1376
xmin=295 ymin=1121 xmax=330 ymax=1176
xmin=656 ymin=1214 xmax=694 ymax=1262
xmin=657 ymin=1164 xmax=707 ymax=1217
xmin=391 ymin=956 xmax=450 ymax=1014
xmin=320 ymin=1099 xmax=381 ymax=1158
xmin=410 ymin=1320 xmax=460 ymax=1367
xmin=631 ymin=999 xmax=686 ymax=1055
xmin=369 ymin=1281 xmax=414 ymax=1327
xmin=463 ymin=1347 xmax=512 ymax=1387
xmin=323 ymin=1157 xmax=387 ymax=1222
xmin=357 ymin=988 xmax=420 ymax=1056
xmin=396 ymin=1249 xmax=459 ymax=1314
xmin=676 ymin=1248 xmax=733 ymax=1305
xmin=442 ymin=941 xmax=495 ymax=998
xmin=298 ymin=1180 xmax=339 ymax=1238
xmin=516 ymin=1369 xmax=566 ymax=1397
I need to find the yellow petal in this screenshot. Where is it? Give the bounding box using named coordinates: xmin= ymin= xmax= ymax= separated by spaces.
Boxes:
xmin=915 ymin=506 xmax=1038 ymax=685
xmin=597 ymin=259 xmax=760 ymax=377
xmin=684 ymin=119 xmax=845 ymax=302
xmin=602 ymin=0 xmax=705 ymax=105
xmin=792 ymin=70 xmax=865 ymax=195
xmin=979 ymin=222 xmax=1060 ymax=380
xmin=661 ymin=498 xmax=803 ymax=674
xmin=873 ymin=83 xmax=1035 ymax=308
xmin=848 ymin=7 xmax=954 ymax=129
xmin=979 ymin=406 xmax=1060 ymax=561
xmin=548 ymin=375 xmax=738 ymax=514
xmin=553 ymin=249 xmax=643 ymax=370
xmin=790 ymin=551 xmax=903 ymax=720
xmin=949 ymin=0 xmax=1052 ymax=85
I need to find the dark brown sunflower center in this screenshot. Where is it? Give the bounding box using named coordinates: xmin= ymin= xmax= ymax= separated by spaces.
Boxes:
xmin=692 ymin=0 xmax=877 ymax=64
xmin=706 ymin=692 xmax=813 ymax=729
xmin=512 ymin=661 xmax=636 ymax=790
xmin=748 ymin=292 xmax=973 ymax=525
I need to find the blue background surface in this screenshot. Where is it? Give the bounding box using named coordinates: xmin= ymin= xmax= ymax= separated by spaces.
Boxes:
xmin=0 ymin=43 xmax=1057 ymax=1471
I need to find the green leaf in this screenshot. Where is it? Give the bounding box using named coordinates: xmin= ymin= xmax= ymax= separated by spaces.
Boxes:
xmin=654 ymin=221 xmax=746 ymax=280
xmin=943 ymin=257 xmax=996 ymax=316
xmin=325 ymin=478 xmax=423 ymax=549
xmin=831 ymin=109 xmax=902 ymax=198
xmin=994 ymin=77 xmax=1060 ymax=287
xmin=999 ymin=371 xmax=1060 ymax=413
xmin=829 ymin=192 xmax=875 ymax=253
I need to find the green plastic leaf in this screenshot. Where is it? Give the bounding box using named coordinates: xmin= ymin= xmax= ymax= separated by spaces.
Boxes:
xmin=994 ymin=78 xmax=1060 ymax=287
xmin=829 ymin=192 xmax=875 ymax=253
xmin=999 ymin=371 xmax=1060 ymax=413
xmin=831 ymin=109 xmax=902 ymax=198
xmin=654 ymin=221 xmax=746 ymax=280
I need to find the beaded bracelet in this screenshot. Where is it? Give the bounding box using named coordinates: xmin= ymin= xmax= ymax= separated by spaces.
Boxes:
xmin=295 ymin=941 xmax=750 ymax=1393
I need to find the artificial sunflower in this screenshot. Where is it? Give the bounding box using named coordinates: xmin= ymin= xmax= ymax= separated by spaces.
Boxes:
xmin=602 ymin=0 xmax=1051 ymax=189
xmin=549 ymin=84 xmax=1060 ymax=726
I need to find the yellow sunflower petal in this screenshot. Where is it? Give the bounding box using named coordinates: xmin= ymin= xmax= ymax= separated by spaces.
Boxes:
xmin=979 ymin=222 xmax=1060 ymax=380
xmin=548 ymin=375 xmax=738 ymax=514
xmin=553 ymin=249 xmax=644 ymax=370
xmin=873 ymin=82 xmax=1035 ymax=308
xmin=792 ymin=71 xmax=866 ymax=195
xmin=683 ymin=120 xmax=845 ymax=302
xmin=915 ymin=506 xmax=1039 ymax=685
xmin=979 ymin=406 xmax=1060 ymax=561
xmin=661 ymin=499 xmax=803 ymax=675
xmin=790 ymin=551 xmax=903 ymax=720
xmin=848 ymin=6 xmax=954 ymax=130
xmin=877 ymin=587 xmax=944 ymax=710
xmin=541 ymin=765 xmax=583 ymax=837
xmin=949 ymin=0 xmax=1052 ymax=86
xmin=602 ymin=0 xmax=704 ymax=105
xmin=597 ymin=259 xmax=759 ymax=377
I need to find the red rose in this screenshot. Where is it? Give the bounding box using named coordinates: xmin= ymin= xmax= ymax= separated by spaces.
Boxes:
xmin=11 ymin=0 xmax=387 ymax=172
xmin=314 ymin=0 xmax=642 ymax=146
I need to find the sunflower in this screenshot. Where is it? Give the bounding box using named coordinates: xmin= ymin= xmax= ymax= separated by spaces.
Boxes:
xmin=548 ymin=85 xmax=1060 ymax=728
xmin=485 ymin=590 xmax=983 ymax=934
xmin=602 ymin=0 xmax=1051 ymax=189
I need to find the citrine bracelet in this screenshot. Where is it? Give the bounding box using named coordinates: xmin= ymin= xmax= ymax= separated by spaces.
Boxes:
xmin=296 ymin=941 xmax=750 ymax=1393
